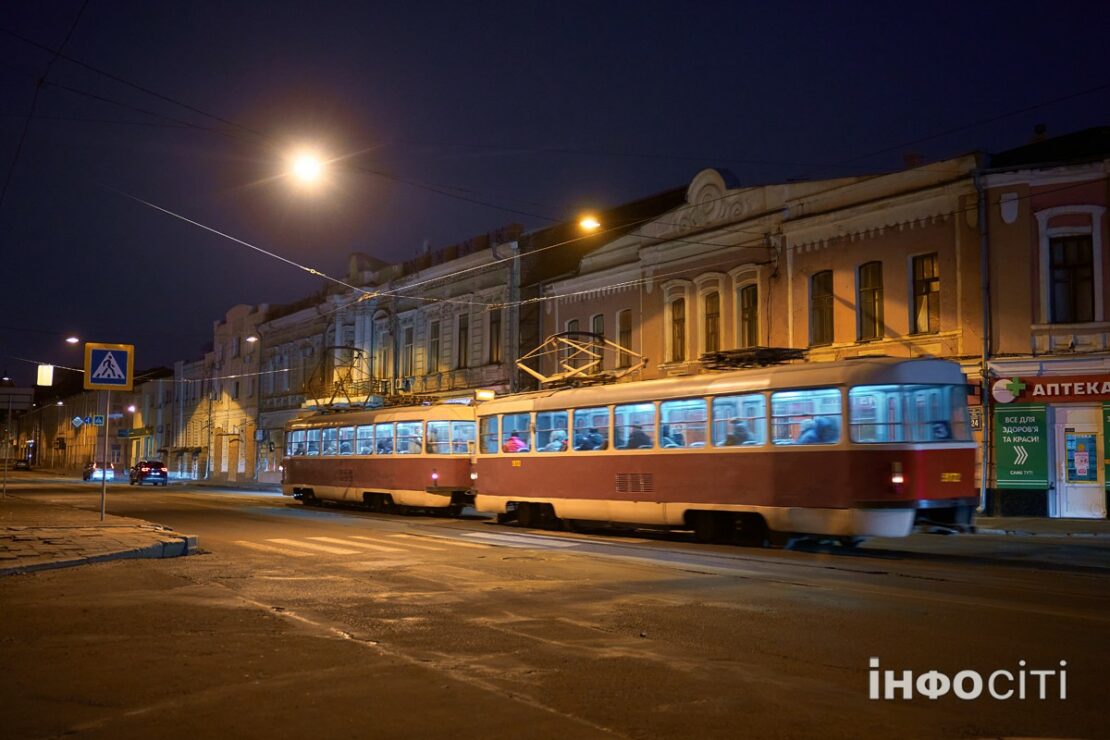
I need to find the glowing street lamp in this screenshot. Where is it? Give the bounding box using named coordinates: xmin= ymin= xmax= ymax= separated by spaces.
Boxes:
xmin=65 ymin=336 xmax=79 ymax=345
xmin=290 ymin=152 xmax=324 ymax=184
xmin=579 ymin=214 xmax=601 ymax=232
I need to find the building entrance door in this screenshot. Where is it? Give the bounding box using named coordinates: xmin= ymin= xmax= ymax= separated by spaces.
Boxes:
xmin=1052 ymin=406 xmax=1105 ymax=518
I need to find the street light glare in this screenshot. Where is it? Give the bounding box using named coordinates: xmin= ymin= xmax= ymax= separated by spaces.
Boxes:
xmin=579 ymin=215 xmax=601 ymax=231
xmin=292 ymin=154 xmax=323 ymax=183
xmin=65 ymin=336 xmax=79 ymax=344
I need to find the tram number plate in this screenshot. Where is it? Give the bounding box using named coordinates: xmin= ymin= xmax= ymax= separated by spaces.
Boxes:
xmin=940 ymin=472 xmax=961 ymax=483
xmin=511 ymin=460 xmax=522 ymax=468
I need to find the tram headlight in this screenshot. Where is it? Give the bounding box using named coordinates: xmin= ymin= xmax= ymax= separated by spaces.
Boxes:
xmin=431 ymin=471 xmax=439 ymax=481
xmin=470 ymin=472 xmax=478 ymax=481
xmin=891 ymin=461 xmax=904 ymax=488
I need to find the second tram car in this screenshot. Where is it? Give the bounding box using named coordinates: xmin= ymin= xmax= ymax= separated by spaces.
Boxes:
xmin=283 ymin=404 xmax=477 ymax=514
xmin=472 ymin=357 xmax=977 ymax=542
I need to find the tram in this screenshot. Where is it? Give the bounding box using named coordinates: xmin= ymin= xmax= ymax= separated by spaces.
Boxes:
xmin=472 ymin=357 xmax=977 ymax=543
xmin=282 ymin=403 xmax=477 ymax=514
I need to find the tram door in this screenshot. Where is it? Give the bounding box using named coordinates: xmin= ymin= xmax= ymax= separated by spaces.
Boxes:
xmin=1052 ymin=406 xmax=1105 ymax=519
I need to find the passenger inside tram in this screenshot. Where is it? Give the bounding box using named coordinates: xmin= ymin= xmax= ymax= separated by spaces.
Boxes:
xmin=503 ymin=431 xmax=529 ymax=453
xmin=722 ymin=419 xmax=752 ymax=446
xmin=542 ymin=430 xmax=568 ymax=451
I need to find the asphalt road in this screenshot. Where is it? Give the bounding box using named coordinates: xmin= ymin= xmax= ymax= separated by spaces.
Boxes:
xmin=3 ymin=477 xmax=1108 ymax=739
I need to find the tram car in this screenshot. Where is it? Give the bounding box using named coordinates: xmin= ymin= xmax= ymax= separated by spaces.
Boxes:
xmin=472 ymin=357 xmax=977 ymax=543
xmin=282 ymin=403 xmax=477 ymax=514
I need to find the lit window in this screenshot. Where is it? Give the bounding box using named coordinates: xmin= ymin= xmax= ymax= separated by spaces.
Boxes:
xmin=659 ymin=399 xmax=707 ymax=448
xmin=712 ymin=394 xmax=766 ymax=446
xmin=912 ymin=254 xmax=939 ymax=334
xmin=771 ymin=389 xmax=841 ymax=445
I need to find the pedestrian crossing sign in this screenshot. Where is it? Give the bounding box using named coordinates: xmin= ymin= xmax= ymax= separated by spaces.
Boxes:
xmin=84 ymin=342 xmax=135 ymax=391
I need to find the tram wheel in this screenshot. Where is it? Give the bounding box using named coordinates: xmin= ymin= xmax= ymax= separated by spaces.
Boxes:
xmin=692 ymin=512 xmax=731 ymax=544
xmin=735 ymin=514 xmax=769 ymax=547
xmin=517 ymin=502 xmax=543 ymax=529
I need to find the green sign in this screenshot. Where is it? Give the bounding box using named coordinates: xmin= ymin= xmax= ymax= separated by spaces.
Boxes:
xmin=995 ymin=405 xmax=1048 ymax=489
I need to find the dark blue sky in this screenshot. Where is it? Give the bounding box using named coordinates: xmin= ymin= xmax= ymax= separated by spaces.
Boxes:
xmin=2 ymin=0 xmax=1109 ymax=383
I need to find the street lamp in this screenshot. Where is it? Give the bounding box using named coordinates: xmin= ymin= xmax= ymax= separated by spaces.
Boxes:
xmin=579 ymin=214 xmax=601 ymax=232
xmin=65 ymin=336 xmax=79 ymax=344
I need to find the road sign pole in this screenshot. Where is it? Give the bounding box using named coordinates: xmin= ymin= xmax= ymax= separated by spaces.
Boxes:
xmin=100 ymin=389 xmax=110 ymax=521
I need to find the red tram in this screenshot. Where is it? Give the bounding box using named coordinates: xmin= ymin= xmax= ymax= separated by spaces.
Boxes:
xmin=282 ymin=404 xmax=476 ymax=514
xmin=472 ymin=357 xmax=977 ymax=542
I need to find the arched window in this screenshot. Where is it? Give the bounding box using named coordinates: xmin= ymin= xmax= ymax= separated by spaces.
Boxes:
xmin=738 ymin=283 xmax=758 ymax=348
xmin=670 ymin=298 xmax=686 ymax=362
xmin=703 ymin=292 xmax=720 ymax=353
xmin=858 ymin=261 xmax=883 ymax=341
xmin=810 ymin=271 xmax=833 ymax=346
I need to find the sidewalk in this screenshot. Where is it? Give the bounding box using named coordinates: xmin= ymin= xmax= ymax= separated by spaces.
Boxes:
xmin=975 ymin=515 xmax=1110 ymax=538
xmin=0 ymin=494 xmax=198 ymax=576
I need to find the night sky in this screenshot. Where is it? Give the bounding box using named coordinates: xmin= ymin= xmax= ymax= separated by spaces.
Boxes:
xmin=2 ymin=0 xmax=1109 ymax=385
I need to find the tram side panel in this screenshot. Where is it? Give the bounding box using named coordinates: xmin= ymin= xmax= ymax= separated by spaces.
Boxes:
xmin=284 ymin=456 xmax=472 ymax=508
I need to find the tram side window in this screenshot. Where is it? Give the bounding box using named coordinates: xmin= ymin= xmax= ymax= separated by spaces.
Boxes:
xmin=614 ymin=402 xmax=655 ymax=449
xmin=771 ymin=389 xmax=841 ymax=445
xmin=288 ymin=430 xmax=307 ymax=456
xmin=374 ymin=423 xmax=395 ymax=455
xmin=306 ymin=429 xmax=322 ymax=456
xmin=321 ymin=428 xmax=339 ymax=455
xmin=849 ymin=385 xmax=970 ymax=443
xmin=338 ymin=426 xmax=355 ymax=455
xmin=535 ymin=411 xmax=569 ymax=452
xmin=479 ymin=416 xmax=499 ymax=454
xmin=356 ymin=425 xmax=374 ymax=455
xmin=573 ymin=407 xmax=610 ymax=450
xmin=426 ymin=421 xmax=451 ymax=454
xmin=501 ymin=413 xmax=531 ymax=452
xmin=712 ymin=394 xmax=767 ymax=446
xmin=396 ymin=421 xmax=423 ymax=454
xmin=659 ymin=399 xmax=707 ymax=448
xmin=451 ymin=421 xmax=476 ymax=454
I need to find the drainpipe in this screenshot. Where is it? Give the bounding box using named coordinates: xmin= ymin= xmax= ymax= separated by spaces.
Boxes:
xmin=974 ymin=168 xmax=992 ymax=515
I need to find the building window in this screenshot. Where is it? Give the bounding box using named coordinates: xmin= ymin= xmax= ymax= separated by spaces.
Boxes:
xmin=401 ymin=327 xmax=414 ymax=377
xmin=912 ymin=254 xmax=939 ymax=334
xmin=1049 ymin=235 xmax=1094 ymax=323
xmin=565 ymin=319 xmax=579 ymax=367
xmin=704 ymin=291 xmax=720 ymax=353
xmin=428 ymin=321 xmax=441 ymax=373
xmin=738 ymin=283 xmax=758 ymax=348
xmin=810 ymin=271 xmax=833 ymax=346
xmin=590 ymin=314 xmax=604 ymax=368
xmin=858 ymin=261 xmax=884 ymax=341
xmin=670 ymin=297 xmax=686 ymax=362
xmin=457 ymin=314 xmax=469 ymax=369
xmin=232 ymin=381 xmax=240 ymax=399
xmin=488 ymin=309 xmax=502 ymax=364
xmin=231 ymin=337 xmax=240 ymax=358
xmin=617 ymin=309 xmax=632 ymax=368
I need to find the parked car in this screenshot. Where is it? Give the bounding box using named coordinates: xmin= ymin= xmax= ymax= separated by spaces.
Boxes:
xmin=13 ymin=459 xmax=31 ymax=470
xmin=130 ymin=460 xmax=168 ymax=486
xmin=82 ymin=461 xmax=115 ymax=481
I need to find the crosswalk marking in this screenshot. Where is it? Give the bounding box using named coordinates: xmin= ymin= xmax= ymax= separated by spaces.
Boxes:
xmin=310 ymin=536 xmax=405 ymax=552
xmin=234 ymin=540 xmax=313 ymax=557
xmin=267 ymin=538 xmax=362 ymax=555
xmin=384 ymin=534 xmax=447 ymax=551
xmin=410 ymin=535 xmax=492 ymax=550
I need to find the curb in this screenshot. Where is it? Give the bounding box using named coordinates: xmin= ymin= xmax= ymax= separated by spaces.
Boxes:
xmin=976 ymin=528 xmax=1110 ymax=539
xmin=0 ymin=533 xmax=200 ymax=576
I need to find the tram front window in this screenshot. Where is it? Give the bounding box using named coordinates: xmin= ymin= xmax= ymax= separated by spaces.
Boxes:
xmin=849 ymin=385 xmax=971 ymax=443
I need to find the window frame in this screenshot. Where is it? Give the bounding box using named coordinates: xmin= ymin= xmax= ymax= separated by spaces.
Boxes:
xmin=810 ymin=270 xmax=834 ymax=346
xmin=910 ymin=253 xmax=940 ymax=335
xmin=857 ymin=261 xmax=884 ymax=341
